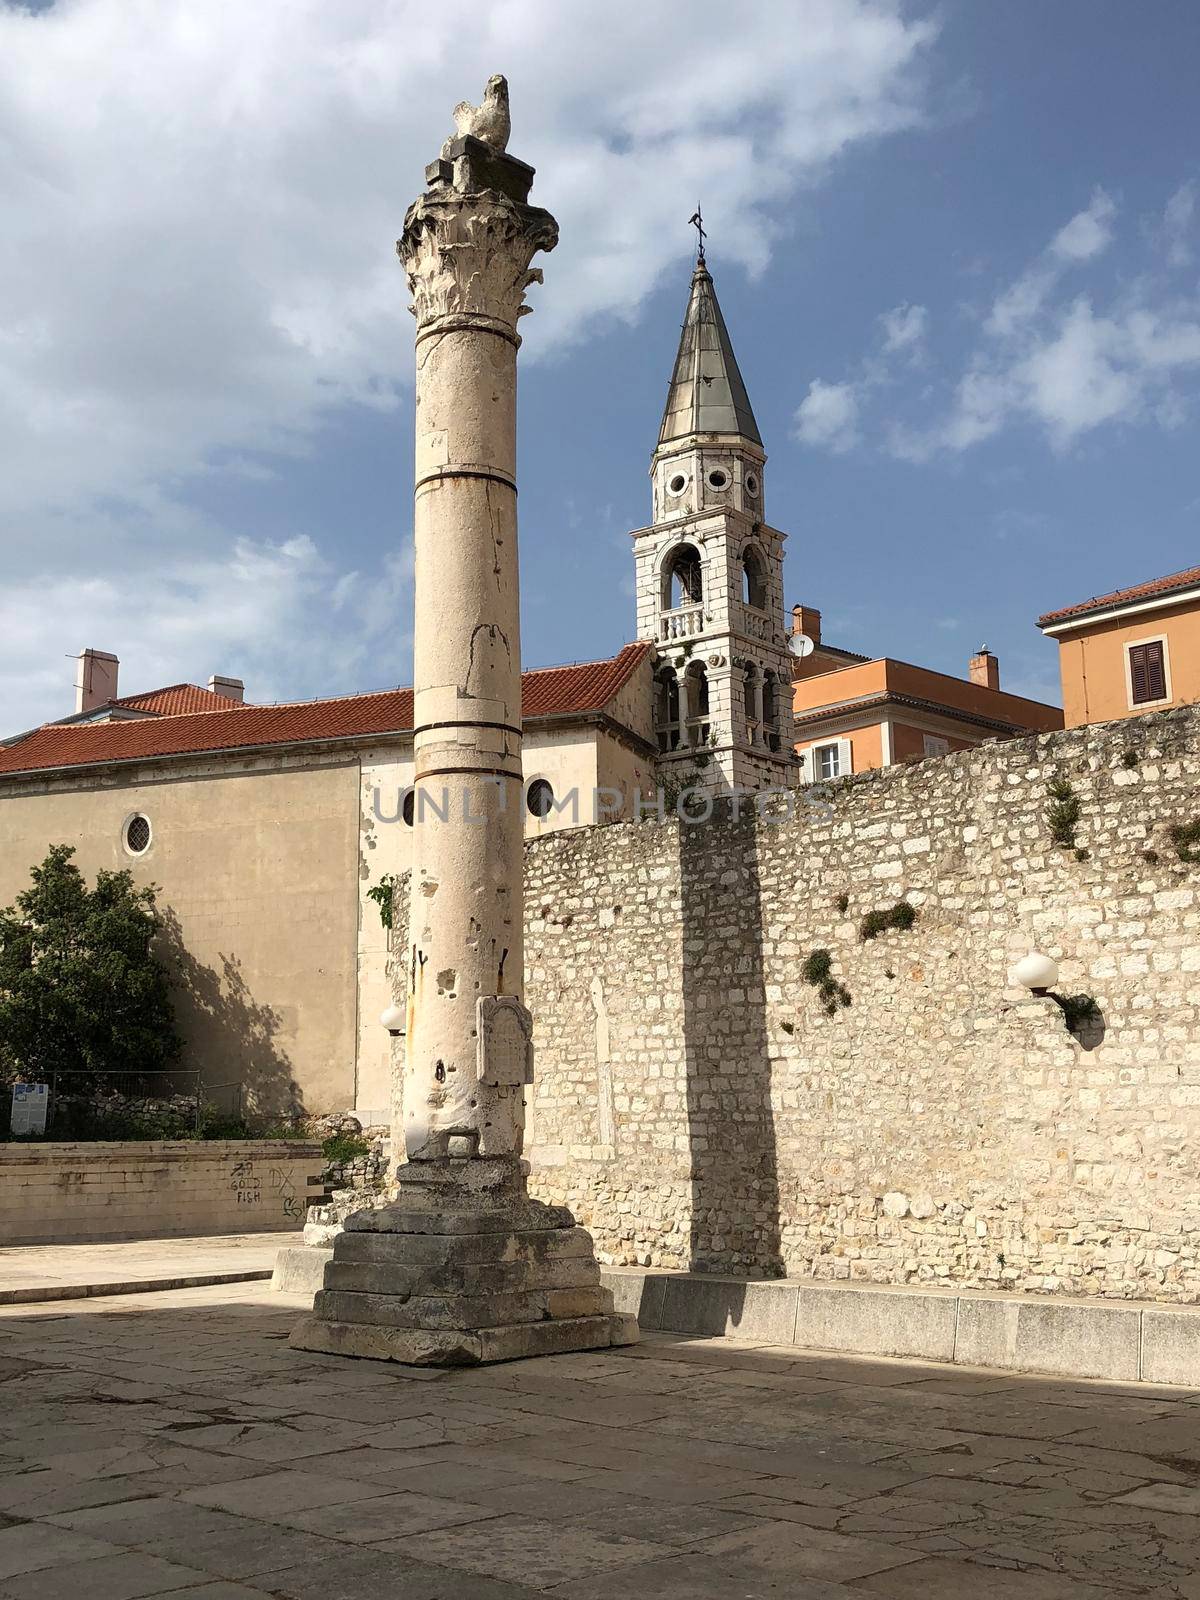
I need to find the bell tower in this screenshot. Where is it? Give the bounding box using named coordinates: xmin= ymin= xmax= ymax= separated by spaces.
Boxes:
xmin=632 ymin=243 xmax=796 ymax=792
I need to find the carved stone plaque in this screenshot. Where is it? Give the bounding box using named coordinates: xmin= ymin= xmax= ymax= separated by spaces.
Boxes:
xmin=477 ymin=995 xmax=534 ymax=1087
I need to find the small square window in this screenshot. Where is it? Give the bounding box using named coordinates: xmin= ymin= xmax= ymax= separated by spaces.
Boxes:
xmin=815 ymin=743 xmax=841 ymax=780
xmin=1128 ymin=639 xmax=1168 ymax=706
xmin=923 ymin=735 xmax=949 ymax=757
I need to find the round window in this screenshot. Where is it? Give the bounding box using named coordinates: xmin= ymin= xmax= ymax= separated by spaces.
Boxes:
xmin=526 ymin=779 xmax=555 ymax=819
xmin=667 ymin=472 xmax=688 ymax=495
xmin=707 ymin=468 xmax=729 ymax=490
xmin=402 ymin=790 xmax=415 ymax=827
xmin=124 ymin=814 xmax=151 ymax=855
xmin=745 ymin=472 xmax=759 ymax=497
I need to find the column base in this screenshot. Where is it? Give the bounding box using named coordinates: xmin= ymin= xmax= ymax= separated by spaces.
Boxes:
xmin=287 ymin=1157 xmax=638 ymax=1367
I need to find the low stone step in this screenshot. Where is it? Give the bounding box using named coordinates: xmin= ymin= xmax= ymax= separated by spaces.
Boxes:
xmin=288 ymin=1310 xmax=637 ymax=1366
xmin=323 ymin=1256 xmax=601 ymax=1297
xmin=312 ymin=1284 xmax=612 ymax=1331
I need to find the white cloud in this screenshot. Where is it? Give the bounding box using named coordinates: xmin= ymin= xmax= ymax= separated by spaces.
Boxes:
xmin=1017 ymin=297 xmax=1138 ymax=444
xmin=1161 ymin=181 xmax=1197 ymax=268
xmin=985 ymin=190 xmax=1116 ymax=340
xmin=1049 ymin=187 xmax=1117 ymax=263
xmin=793 ymin=379 xmax=861 ymax=453
xmin=0 ymin=517 xmax=416 ymax=725
xmin=885 ymin=186 xmax=1200 ymax=459
xmin=879 ymin=302 xmax=928 ymax=354
xmin=797 ymin=300 xmax=927 ymax=452
xmin=0 ymin=0 xmax=937 ymax=726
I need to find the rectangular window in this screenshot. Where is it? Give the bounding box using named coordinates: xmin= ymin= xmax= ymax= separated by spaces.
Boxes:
xmin=1128 ymin=640 xmax=1168 ymax=705
xmin=816 ymin=742 xmax=841 ymax=779
xmin=923 ymin=735 xmax=950 ymax=756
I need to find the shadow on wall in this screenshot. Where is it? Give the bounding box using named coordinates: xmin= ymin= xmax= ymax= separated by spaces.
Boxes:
xmin=678 ymin=798 xmax=784 ymax=1283
xmin=158 ymin=910 xmax=303 ymax=1120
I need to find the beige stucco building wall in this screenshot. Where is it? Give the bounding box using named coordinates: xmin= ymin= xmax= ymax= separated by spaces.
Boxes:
xmin=0 ymin=752 xmax=361 ymax=1114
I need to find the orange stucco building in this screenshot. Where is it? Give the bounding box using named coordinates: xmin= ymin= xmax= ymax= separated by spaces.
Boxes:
xmin=1037 ymin=565 xmax=1200 ymax=729
xmin=790 ymin=605 xmax=1063 ymax=779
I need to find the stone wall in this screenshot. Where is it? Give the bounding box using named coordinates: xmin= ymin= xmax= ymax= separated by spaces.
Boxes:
xmin=508 ymin=706 xmax=1200 ymax=1304
xmin=0 ymin=1141 xmax=326 ymax=1244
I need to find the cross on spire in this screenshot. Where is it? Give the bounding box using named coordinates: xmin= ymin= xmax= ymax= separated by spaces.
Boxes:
xmin=688 ymin=205 xmax=706 ymax=265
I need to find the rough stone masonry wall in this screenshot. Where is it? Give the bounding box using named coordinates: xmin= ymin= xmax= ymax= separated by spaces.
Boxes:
xmin=518 ymin=706 xmax=1200 ymax=1304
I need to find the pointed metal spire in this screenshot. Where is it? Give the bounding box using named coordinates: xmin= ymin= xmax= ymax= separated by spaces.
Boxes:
xmin=658 ymin=240 xmax=761 ymax=449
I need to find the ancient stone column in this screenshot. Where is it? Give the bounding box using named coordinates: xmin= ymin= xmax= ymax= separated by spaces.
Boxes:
xmin=290 ymin=78 xmax=636 ymax=1366
xmin=398 ymin=124 xmax=556 ymax=1166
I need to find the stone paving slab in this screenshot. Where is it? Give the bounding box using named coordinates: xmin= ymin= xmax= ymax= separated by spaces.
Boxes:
xmin=2 ymin=1282 xmax=1200 ymax=1596
xmin=0 ymin=1234 xmax=299 ymax=1303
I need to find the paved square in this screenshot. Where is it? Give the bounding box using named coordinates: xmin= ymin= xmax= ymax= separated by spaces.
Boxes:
xmin=0 ymin=1282 xmax=1198 ymax=1596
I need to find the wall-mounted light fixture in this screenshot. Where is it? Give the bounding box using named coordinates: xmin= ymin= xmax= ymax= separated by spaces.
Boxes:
xmin=1012 ymin=952 xmax=1101 ymax=1038
xmin=380 ymin=1004 xmax=406 ymax=1038
xmin=1012 ymin=952 xmax=1060 ymax=994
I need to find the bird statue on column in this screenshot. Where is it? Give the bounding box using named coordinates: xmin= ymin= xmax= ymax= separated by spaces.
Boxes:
xmin=442 ymin=73 xmax=511 ymax=156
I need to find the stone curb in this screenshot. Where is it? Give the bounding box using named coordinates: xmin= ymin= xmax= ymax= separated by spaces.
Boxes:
xmin=274 ymin=1248 xmax=1200 ymax=1386
xmin=0 ymin=1268 xmax=273 ymax=1306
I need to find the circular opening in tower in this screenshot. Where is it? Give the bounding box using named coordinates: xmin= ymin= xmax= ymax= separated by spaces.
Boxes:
xmin=744 ymin=472 xmax=759 ymax=497
xmin=402 ymin=790 xmax=415 ymax=827
xmin=707 ymin=469 xmax=729 ymax=490
xmin=667 ymin=473 xmax=688 ymax=495
xmin=526 ymin=779 xmax=555 ymax=819
xmin=124 ymin=814 xmax=151 ymax=856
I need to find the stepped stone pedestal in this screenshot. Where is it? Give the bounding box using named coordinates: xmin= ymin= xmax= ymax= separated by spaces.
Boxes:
xmin=289 ymin=1158 xmax=637 ymax=1366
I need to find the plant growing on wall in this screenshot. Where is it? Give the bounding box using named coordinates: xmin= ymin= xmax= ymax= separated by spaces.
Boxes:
xmin=1168 ymin=821 xmax=1200 ymax=863
xmin=859 ymin=902 xmax=918 ymax=941
xmin=0 ymin=844 xmax=181 ymax=1090
xmin=367 ymin=874 xmax=397 ymax=930
xmin=801 ymin=948 xmax=851 ymax=1017
xmin=1047 ymin=777 xmax=1082 ymax=850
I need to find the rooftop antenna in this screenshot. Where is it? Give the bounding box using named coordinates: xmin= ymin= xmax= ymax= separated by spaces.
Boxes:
xmin=688 ymin=204 xmax=706 ymax=265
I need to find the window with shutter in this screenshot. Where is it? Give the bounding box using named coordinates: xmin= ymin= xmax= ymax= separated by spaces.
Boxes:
xmin=1129 ymin=640 xmax=1168 ymax=705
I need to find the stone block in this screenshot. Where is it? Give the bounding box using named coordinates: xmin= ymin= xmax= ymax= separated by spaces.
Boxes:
xmin=954 ymin=1295 xmax=1141 ymax=1381
xmin=792 ymin=1284 xmax=957 ymax=1362
xmin=600 ymin=1267 xmax=668 ymax=1328
xmin=272 ymin=1246 xmax=331 ymax=1296
xmin=659 ymin=1275 xmax=798 ymax=1343
xmin=344 ymin=1200 xmax=575 ymax=1236
xmin=322 ymin=1256 xmax=601 ymax=1298
xmin=288 ymin=1315 xmax=481 ymax=1365
xmin=477 ymin=1313 xmax=633 ymax=1363
xmin=1140 ymin=1307 xmax=1200 ymax=1385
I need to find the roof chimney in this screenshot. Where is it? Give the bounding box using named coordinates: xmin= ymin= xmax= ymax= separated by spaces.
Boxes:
xmin=969 ymin=647 xmax=999 ymax=691
xmin=208 ymin=674 xmax=245 ymax=703
xmin=791 ymin=604 xmax=821 ymax=646
xmin=74 ymin=649 xmax=119 ymax=714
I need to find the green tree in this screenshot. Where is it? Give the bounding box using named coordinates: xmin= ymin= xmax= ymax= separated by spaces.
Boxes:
xmin=0 ymin=845 xmax=181 ymax=1088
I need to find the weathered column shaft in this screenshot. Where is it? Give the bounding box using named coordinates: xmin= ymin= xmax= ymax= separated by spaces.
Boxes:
xmin=398 ymin=160 xmax=557 ymax=1161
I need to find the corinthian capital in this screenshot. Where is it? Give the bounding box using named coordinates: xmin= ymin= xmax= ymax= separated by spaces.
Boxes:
xmin=399 ymin=189 xmax=558 ymax=334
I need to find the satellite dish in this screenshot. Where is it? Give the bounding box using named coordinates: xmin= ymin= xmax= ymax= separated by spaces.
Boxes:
xmin=789 ymin=633 xmax=815 ymax=659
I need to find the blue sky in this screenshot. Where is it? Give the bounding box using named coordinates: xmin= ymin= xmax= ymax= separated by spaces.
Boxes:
xmin=2 ymin=1 xmax=1197 ymax=721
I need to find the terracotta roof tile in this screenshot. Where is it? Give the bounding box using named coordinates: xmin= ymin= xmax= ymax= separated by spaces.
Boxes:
xmin=110 ymin=684 xmax=251 ymax=717
xmin=0 ymin=644 xmax=651 ymax=780
xmin=1038 ymin=565 xmax=1200 ymax=627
